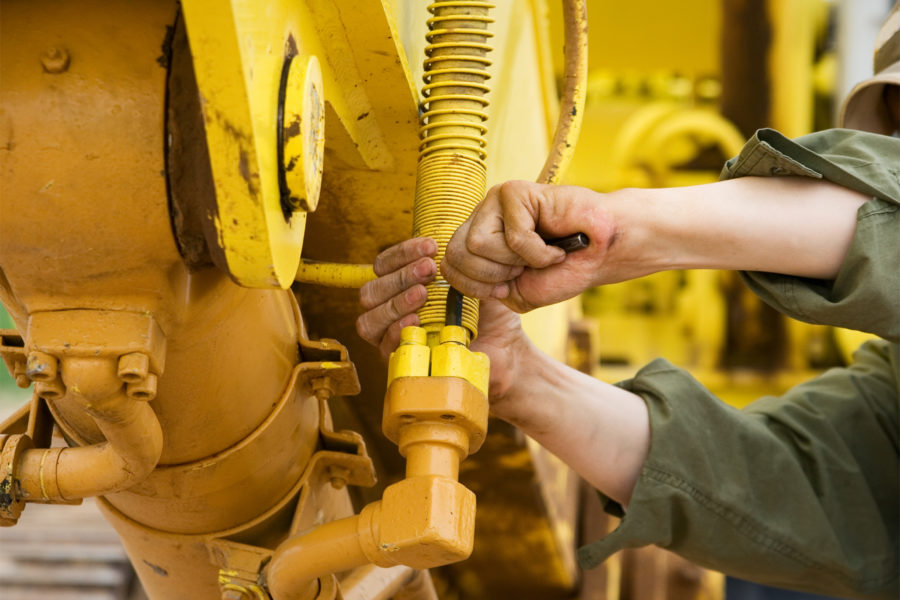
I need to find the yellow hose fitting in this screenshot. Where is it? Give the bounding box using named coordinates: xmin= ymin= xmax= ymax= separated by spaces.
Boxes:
xmin=430 ymin=326 xmax=489 ymax=397
xmin=387 ymin=326 xmax=431 ymax=384
xmin=414 ymin=1 xmax=495 ymax=339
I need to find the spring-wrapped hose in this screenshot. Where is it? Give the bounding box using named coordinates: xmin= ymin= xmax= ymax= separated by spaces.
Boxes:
xmin=414 ymin=1 xmax=495 ymax=339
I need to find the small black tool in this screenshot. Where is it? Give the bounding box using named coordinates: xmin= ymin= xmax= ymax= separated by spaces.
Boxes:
xmin=544 ymin=232 xmax=589 ymax=253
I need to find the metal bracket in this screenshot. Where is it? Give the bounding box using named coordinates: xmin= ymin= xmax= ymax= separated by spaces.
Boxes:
xmin=0 ymin=329 xmax=29 ymax=389
xmin=207 ymin=539 xmax=272 ymax=600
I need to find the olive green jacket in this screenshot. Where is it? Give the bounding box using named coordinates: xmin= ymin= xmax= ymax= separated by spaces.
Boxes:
xmin=578 ymin=129 xmax=900 ymax=599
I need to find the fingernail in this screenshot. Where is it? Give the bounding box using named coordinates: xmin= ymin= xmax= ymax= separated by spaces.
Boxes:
xmin=413 ymin=260 xmax=434 ymax=279
xmin=552 ymin=253 xmax=566 ymax=265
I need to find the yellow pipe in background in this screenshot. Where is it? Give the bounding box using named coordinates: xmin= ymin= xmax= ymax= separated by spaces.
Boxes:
xmin=538 ymin=0 xmax=588 ymax=184
xmin=294 ymin=260 xmax=376 ymax=288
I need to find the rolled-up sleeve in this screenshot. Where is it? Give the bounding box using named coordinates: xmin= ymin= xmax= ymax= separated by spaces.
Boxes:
xmin=579 ymin=343 xmax=898 ymax=599
xmin=577 ymin=128 xmax=900 ymax=599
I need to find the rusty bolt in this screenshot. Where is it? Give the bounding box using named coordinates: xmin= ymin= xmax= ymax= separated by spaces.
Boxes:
xmin=26 ymin=351 xmax=58 ymax=382
xmin=126 ymin=372 xmax=158 ymax=402
xmin=118 ymin=352 xmax=150 ymax=383
xmin=41 ymin=46 xmax=70 ymax=74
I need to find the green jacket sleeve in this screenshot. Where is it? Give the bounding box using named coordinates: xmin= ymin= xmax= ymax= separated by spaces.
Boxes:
xmin=578 ymin=129 xmax=900 ymax=598
xmin=578 ymin=342 xmax=898 ymax=599
xmin=725 ymin=129 xmax=900 ymax=342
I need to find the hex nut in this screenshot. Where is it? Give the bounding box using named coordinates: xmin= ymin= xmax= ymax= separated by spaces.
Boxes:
xmin=118 ymin=352 xmax=150 ymax=383
xmin=26 ymin=351 xmax=57 ymax=382
xmin=126 ymin=372 xmax=157 ymax=402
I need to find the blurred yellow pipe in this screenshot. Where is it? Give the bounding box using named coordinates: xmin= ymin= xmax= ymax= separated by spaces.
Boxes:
xmin=294 ymin=260 xmax=376 ymax=289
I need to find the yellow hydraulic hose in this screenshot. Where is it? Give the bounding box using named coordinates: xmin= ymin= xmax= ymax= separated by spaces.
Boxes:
xmin=413 ymin=0 xmax=495 ymax=340
xmin=293 ymin=1 xmax=587 ymax=301
xmin=538 ymin=0 xmax=588 ymax=185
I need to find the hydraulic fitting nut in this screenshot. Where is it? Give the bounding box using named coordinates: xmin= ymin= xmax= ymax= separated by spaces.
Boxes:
xmin=431 ymin=326 xmax=489 ymax=397
xmin=387 ymin=326 xmax=431 ymax=384
xmin=383 ymin=377 xmax=488 ymax=454
xmin=26 ymin=351 xmax=57 ymax=382
xmin=117 ymin=352 xmax=150 ymax=383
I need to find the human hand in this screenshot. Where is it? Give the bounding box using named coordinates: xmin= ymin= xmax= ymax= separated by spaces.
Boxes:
xmin=356 ymin=237 xmax=532 ymax=407
xmin=441 ymin=180 xmax=623 ymax=312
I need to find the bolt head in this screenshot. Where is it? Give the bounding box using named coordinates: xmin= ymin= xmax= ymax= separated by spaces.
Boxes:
xmin=41 ymin=46 xmax=70 ymax=74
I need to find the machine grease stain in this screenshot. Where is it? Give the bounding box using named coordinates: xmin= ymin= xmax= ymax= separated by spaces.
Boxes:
xmin=0 ymin=477 xmax=15 ymax=511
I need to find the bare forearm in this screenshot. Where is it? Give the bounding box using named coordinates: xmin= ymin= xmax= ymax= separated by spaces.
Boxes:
xmin=493 ymin=341 xmax=650 ymax=507
xmin=613 ymin=176 xmax=869 ymax=280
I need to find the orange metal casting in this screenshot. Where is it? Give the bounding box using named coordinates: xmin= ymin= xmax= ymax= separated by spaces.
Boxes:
xmin=0 ymin=2 xmax=353 ymax=597
xmin=265 ymin=374 xmax=488 ymax=599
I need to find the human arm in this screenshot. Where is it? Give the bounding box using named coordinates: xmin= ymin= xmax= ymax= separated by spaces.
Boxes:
xmin=356 ymin=238 xmax=651 ymax=506
xmin=441 ymin=175 xmax=870 ymax=312
xmin=580 ymin=342 xmax=899 ymax=600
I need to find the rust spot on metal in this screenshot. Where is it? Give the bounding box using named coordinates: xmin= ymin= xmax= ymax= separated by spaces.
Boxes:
xmin=0 ymin=477 xmax=15 ymax=511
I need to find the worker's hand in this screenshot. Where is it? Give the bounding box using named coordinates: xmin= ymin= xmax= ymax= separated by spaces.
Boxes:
xmin=442 ymin=180 xmax=621 ymax=313
xmin=356 ymin=237 xmax=530 ymax=405
xmin=357 ymin=237 xmax=438 ymax=361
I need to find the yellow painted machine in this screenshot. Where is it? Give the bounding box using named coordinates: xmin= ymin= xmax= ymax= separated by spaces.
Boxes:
xmin=0 ymin=1 xmax=856 ymax=599
xmin=0 ymin=1 xmax=594 ymax=598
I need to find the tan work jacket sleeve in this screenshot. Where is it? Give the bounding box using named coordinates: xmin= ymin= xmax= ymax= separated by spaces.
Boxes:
xmin=578 ymin=129 xmax=900 ymax=600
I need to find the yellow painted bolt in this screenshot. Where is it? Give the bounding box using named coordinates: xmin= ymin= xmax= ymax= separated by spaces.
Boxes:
xmin=327 ymin=465 xmax=350 ymax=490
xmin=41 ymin=46 xmax=70 ymax=74
xmin=118 ymin=352 xmax=150 ymax=383
xmin=35 ymin=379 xmax=65 ymax=401
xmin=26 ymin=351 xmax=57 ymax=382
xmin=126 ymin=373 xmax=158 ymax=402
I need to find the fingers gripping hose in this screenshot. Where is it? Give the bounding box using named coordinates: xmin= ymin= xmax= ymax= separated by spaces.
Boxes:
xmin=414 ymin=1 xmax=495 ymax=339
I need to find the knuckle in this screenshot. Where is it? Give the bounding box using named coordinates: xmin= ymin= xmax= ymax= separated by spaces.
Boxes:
xmin=359 ymin=282 xmax=376 ymax=309
xmin=467 ymin=231 xmax=489 ymax=254
xmin=397 ymin=266 xmax=410 ymax=293
xmin=355 ymin=317 xmax=373 ymax=343
xmin=388 ymin=294 xmax=406 ymax=320
xmin=504 ymin=229 xmax=529 ymax=252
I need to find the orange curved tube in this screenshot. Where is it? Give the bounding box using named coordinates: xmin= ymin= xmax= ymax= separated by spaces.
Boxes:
xmin=266 ymin=511 xmax=375 ymax=600
xmin=17 ymin=391 xmax=163 ymax=502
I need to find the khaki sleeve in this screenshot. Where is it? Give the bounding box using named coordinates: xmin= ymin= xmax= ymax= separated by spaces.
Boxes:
xmin=741 ymin=197 xmax=900 ymax=342
xmin=719 ymin=128 xmax=900 ymax=341
xmin=578 ymin=342 xmax=899 ymax=600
